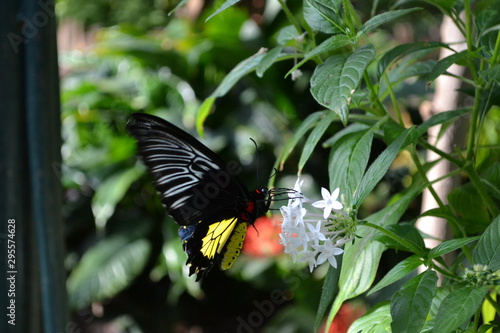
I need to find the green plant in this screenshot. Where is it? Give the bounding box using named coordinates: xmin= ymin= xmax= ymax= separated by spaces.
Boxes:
xmin=195 ymin=0 xmax=500 ymax=332
xmin=61 ymin=0 xmax=500 ymax=331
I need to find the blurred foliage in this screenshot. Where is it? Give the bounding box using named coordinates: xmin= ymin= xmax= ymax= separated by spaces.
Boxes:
xmin=60 ymin=1 xmax=324 ymax=332
xmin=59 ymin=0 xmax=500 ymax=332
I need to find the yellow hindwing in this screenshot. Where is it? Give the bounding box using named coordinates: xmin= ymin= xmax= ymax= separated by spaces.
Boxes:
xmin=200 ymin=218 xmax=239 ymax=259
xmin=220 ymin=222 xmax=247 ymax=270
xmin=199 ymin=218 xmax=248 ymax=270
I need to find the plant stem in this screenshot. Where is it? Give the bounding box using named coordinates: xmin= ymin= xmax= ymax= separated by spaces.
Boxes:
xmin=490 ymin=30 xmax=500 ymax=65
xmin=363 ymin=222 xmax=426 ymax=257
xmin=418 ymin=140 xmax=464 ymax=167
xmin=382 ymin=72 xmax=403 ymax=125
xmin=410 ymin=146 xmax=445 ymax=208
xmin=277 ymin=0 xmax=303 ymax=35
xmin=363 ymin=72 xmax=386 ymax=116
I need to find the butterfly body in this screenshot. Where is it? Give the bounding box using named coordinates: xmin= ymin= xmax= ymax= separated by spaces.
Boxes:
xmin=126 ymin=113 xmax=270 ymax=280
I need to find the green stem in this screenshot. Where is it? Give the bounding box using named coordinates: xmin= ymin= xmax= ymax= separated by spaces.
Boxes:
xmin=381 ymin=72 xmax=403 ymax=125
xmin=341 ymin=0 xmax=359 ymax=37
xmin=277 ymin=0 xmax=303 ymax=35
xmin=463 ymin=0 xmax=474 ymax=54
xmin=490 ymin=29 xmax=500 ymax=64
xmin=410 ymin=146 xmax=445 ymax=208
xmin=428 ymin=259 xmax=458 ymax=280
xmin=418 ymin=140 xmax=464 ymax=168
xmin=364 ymin=222 xmax=426 ymax=257
xmin=363 ymin=72 xmax=386 ymax=116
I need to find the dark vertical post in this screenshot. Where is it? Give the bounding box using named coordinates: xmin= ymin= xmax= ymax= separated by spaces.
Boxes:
xmin=0 ymin=0 xmax=67 ymax=332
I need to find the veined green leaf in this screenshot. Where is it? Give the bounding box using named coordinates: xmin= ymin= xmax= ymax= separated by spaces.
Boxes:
xmin=275 ymin=111 xmax=325 ymax=171
xmin=429 ymin=237 xmax=480 ymax=259
xmin=325 ymin=181 xmax=423 ymax=331
xmin=432 ymin=286 xmax=489 ymax=333
xmin=390 ymin=270 xmax=438 ymax=333
xmin=369 ymin=255 xmax=422 ymax=296
xmin=377 ymin=42 xmax=449 ymax=79
xmin=256 ymin=46 xmax=283 ymax=78
xmin=311 ymin=44 xmax=375 ymax=124
xmin=426 ymin=50 xmax=469 ymax=83
xmin=299 ymin=111 xmax=338 ymax=172
xmin=473 ymin=214 xmax=500 ymax=270
xmin=314 ymin=258 xmax=343 ymax=331
xmin=353 ymin=127 xmax=412 ymax=207
xmin=357 ymin=8 xmax=422 ymax=39
xmin=328 ymin=127 xmax=373 ymax=201
xmin=348 ymin=303 xmax=392 ymax=333
xmin=304 ymin=0 xmax=343 ymax=34
xmin=286 ymin=35 xmax=352 ymax=77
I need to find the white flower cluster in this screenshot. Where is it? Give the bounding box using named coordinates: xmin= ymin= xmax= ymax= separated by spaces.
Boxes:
xmin=279 ymin=179 xmax=354 ymax=272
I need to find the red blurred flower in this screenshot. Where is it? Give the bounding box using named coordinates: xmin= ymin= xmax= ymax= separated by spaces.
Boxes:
xmin=243 ymin=216 xmax=283 ymax=257
xmin=319 ymin=302 xmax=366 ymax=333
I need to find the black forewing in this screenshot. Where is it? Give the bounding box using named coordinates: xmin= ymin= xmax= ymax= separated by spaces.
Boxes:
xmin=126 ymin=113 xmax=250 ymax=226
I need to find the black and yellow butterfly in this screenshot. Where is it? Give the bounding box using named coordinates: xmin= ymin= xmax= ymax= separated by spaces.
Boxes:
xmin=127 ymin=113 xmax=272 ymax=281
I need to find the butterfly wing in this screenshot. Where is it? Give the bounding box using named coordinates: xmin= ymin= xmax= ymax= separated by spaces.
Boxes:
xmin=126 ymin=113 xmax=250 ymax=226
xmin=126 ymin=113 xmax=265 ymax=279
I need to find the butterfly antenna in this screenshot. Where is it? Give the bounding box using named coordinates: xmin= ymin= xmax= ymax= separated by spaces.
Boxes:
xmin=249 ymin=138 xmax=261 ymax=184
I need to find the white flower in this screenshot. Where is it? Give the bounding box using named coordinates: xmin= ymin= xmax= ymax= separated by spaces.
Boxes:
xmin=306 ymin=221 xmax=326 ymax=244
xmin=313 ymin=239 xmax=344 ymax=268
xmin=297 ymin=251 xmax=317 ymax=272
xmin=312 ymin=187 xmax=343 ymax=219
xmin=279 ymin=179 xmax=354 ymax=272
xmin=291 ymin=69 xmax=303 ymax=81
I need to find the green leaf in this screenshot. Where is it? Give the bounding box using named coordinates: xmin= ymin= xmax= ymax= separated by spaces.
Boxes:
xmin=473 ymin=214 xmax=500 ymax=270
xmin=256 ymin=46 xmax=283 ymax=78
xmin=196 ymin=97 xmax=215 ymax=136
xmin=390 ymin=270 xmax=438 ymax=333
xmin=376 ymin=224 xmax=426 ymax=255
xmin=424 ymin=0 xmax=460 ymax=14
xmin=421 ymin=286 xmax=454 ymax=332
xmin=197 ymin=50 xmax=267 ymax=132
xmin=449 ymin=183 xmax=491 ymax=233
xmin=426 ymin=50 xmax=469 ymax=83
xmin=329 ymin=127 xmax=374 ymax=202
xmin=368 ymin=255 xmax=422 ymax=296
xmin=276 ymin=25 xmax=301 ymax=46
xmin=411 ymin=109 xmax=469 ymax=143
xmin=168 ymin=0 xmax=189 ymax=15
xmin=479 ymin=64 xmax=500 ymax=83
xmin=432 ymin=286 xmax=489 ymax=333
xmin=92 ymin=166 xmax=144 ymax=229
xmin=205 ymin=0 xmax=241 ymax=22
xmin=299 ymin=111 xmax=338 ymax=172
xmin=377 ymin=42 xmax=448 ymax=79
xmin=428 ymin=237 xmax=480 ymax=259
xmin=304 ymin=0 xmax=343 ymax=34
xmin=275 ymin=111 xmax=324 ymax=170
xmin=348 ymin=303 xmax=392 ymax=333
xmin=326 ymin=181 xmax=423 ymax=330
xmin=210 ymin=51 xmax=266 ymax=99
xmin=353 ymin=127 xmax=412 ymax=207
xmin=286 ymin=35 xmax=352 ymax=77
xmin=68 ymin=236 xmax=151 ymax=309
xmin=310 ymin=44 xmax=375 ymax=124
xmin=315 ymin=258 xmax=342 ymax=331
xmin=357 ymin=8 xmax=422 ymax=38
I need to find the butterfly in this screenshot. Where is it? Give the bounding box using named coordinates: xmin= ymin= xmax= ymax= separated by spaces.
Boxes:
xmin=126 ymin=113 xmax=273 ymax=281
